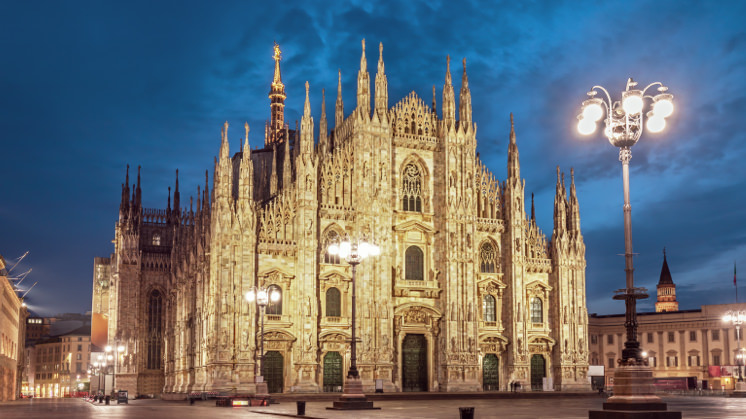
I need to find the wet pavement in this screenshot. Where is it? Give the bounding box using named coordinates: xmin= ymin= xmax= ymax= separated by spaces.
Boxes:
xmin=1 ymin=394 xmax=745 ymax=418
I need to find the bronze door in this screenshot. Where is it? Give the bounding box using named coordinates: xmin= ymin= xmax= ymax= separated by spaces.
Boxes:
xmin=530 ymin=354 xmax=545 ymax=390
xmin=482 ymin=354 xmax=499 ymax=391
xmin=323 ymin=351 xmax=343 ymax=392
xmin=402 ymin=334 xmax=427 ymax=392
xmin=263 ymin=351 xmax=284 ymax=393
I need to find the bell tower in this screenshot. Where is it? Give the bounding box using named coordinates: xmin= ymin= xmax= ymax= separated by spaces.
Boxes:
xmin=655 ymin=248 xmax=679 ymax=312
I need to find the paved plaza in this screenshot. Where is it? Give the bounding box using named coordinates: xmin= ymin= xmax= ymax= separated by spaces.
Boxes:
xmin=2 ymin=395 xmax=746 ymax=419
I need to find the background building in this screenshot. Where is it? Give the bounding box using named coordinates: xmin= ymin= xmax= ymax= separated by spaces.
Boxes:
xmin=588 ymin=253 xmax=745 ymax=390
xmin=21 ymin=314 xmax=92 ymax=397
xmin=1 ymin=254 xmax=26 ymax=401
xmin=94 ymin=42 xmax=590 ymax=397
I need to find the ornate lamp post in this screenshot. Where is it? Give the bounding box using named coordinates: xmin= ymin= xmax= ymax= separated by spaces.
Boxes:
xmin=327 ymin=234 xmax=380 ymax=410
xmin=105 ymin=343 xmax=126 ymax=392
xmin=245 ymin=285 xmax=281 ymax=398
xmin=723 ymin=310 xmax=746 ymax=394
xmin=580 ymin=79 xmax=680 ymax=419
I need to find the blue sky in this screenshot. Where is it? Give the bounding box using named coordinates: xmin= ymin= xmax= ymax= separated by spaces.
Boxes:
xmin=2 ymin=0 xmax=745 ymax=316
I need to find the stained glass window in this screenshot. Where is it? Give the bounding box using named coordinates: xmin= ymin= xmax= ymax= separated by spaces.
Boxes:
xmin=483 ymin=295 xmax=496 ymax=322
xmin=479 ymin=242 xmax=497 ymax=273
xmin=530 ymin=297 xmax=543 ymax=323
xmin=401 ymin=164 xmax=422 ymax=212
xmin=326 ymin=287 xmax=341 ymax=317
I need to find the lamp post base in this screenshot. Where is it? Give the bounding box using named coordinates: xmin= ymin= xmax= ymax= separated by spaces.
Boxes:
xmin=254 ymin=378 xmax=269 ymax=399
xmin=327 ymin=376 xmax=380 ymax=410
xmin=589 ymin=364 xmax=680 ymax=419
xmin=732 ymin=381 xmax=746 ymax=397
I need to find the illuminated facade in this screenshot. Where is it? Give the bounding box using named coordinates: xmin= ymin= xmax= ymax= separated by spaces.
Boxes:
xmin=1 ymin=255 xmax=25 ymax=401
xmin=94 ymin=41 xmax=589 ymax=397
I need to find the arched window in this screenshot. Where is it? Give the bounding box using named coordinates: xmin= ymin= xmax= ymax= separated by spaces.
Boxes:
xmin=479 ymin=242 xmax=497 ymax=273
xmin=401 ymin=163 xmax=422 ymax=212
xmin=147 ymin=290 xmax=162 ymax=369
xmin=405 ymin=246 xmax=424 ymax=281
xmin=326 ymin=287 xmax=341 ymax=317
xmin=482 ymin=295 xmax=496 ymax=322
xmin=152 ymin=233 xmax=161 ymax=246
xmin=530 ymin=297 xmax=543 ymax=323
xmin=323 ymin=230 xmax=341 ymax=264
xmin=266 ymin=285 xmax=282 ymax=315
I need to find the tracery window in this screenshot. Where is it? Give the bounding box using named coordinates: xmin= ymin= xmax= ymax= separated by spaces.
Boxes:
xmin=152 ymin=233 xmax=161 ymax=246
xmin=401 ymin=163 xmax=422 ymax=212
xmin=147 ymin=290 xmax=162 ymax=370
xmin=326 ymin=287 xmax=341 ymax=317
xmin=405 ymin=246 xmax=424 ymax=281
xmin=323 ymin=230 xmax=341 ymax=264
xmin=530 ymin=297 xmax=543 ymax=323
xmin=479 ymin=242 xmax=497 ymax=273
xmin=266 ymin=285 xmax=282 ymax=315
xmin=482 ymin=295 xmax=496 ymax=322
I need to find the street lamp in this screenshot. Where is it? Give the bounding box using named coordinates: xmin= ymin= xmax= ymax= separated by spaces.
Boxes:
xmin=580 ymin=79 xmax=680 ymax=419
xmin=245 ymin=285 xmax=281 ymax=398
xmin=723 ymin=310 xmax=746 ymax=393
xmin=105 ymin=344 xmax=126 ymax=393
xmin=327 ymin=234 xmax=380 ymax=410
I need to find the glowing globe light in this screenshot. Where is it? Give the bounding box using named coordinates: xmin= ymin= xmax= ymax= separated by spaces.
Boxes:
xmin=622 ymin=94 xmax=643 ymax=115
xmin=270 ymin=290 xmax=281 ymax=302
xmin=577 ymin=118 xmax=596 ymax=135
xmin=583 ymin=102 xmax=604 ymax=122
xmin=646 ymin=115 xmax=665 ymax=133
xmin=339 ymin=242 xmax=351 ymax=259
xmin=654 ymin=98 xmax=674 ymax=118
xmin=328 ymin=243 xmax=339 ymax=255
xmin=358 ymin=241 xmax=370 ymax=259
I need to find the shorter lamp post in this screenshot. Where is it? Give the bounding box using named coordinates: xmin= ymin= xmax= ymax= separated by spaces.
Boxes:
xmin=105 ymin=344 xmax=126 ymax=392
xmin=723 ymin=310 xmax=746 ymax=394
xmin=245 ymin=286 xmax=281 ymax=398
xmin=327 ymin=234 xmax=380 ymax=411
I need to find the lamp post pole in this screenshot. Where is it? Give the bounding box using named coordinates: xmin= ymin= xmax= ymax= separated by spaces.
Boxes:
xmin=326 ymin=235 xmax=380 ymax=411
xmin=580 ymin=79 xmax=680 ymax=419
xmin=723 ymin=310 xmax=746 ymax=394
xmin=246 ymin=286 xmax=280 ymax=398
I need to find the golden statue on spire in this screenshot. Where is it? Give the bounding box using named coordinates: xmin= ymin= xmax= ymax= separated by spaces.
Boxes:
xmin=273 ymin=41 xmax=282 ymax=62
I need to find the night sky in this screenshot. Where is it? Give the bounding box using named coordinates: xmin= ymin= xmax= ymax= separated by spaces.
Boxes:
xmin=2 ymin=1 xmax=745 ymax=317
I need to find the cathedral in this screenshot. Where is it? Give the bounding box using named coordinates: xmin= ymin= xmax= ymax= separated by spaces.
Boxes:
xmin=92 ymin=40 xmax=590 ymax=397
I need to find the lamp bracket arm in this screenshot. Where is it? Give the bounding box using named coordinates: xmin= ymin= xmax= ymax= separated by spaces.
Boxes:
xmin=591 ymin=85 xmax=613 ymax=109
xmin=641 ymin=82 xmax=663 ymax=96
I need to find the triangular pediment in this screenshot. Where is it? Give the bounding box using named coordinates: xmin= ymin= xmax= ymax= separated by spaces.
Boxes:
xmin=257 ymin=267 xmax=295 ymax=279
xmin=393 ymin=219 xmax=436 ymax=233
xmin=319 ymin=268 xmax=350 ymax=281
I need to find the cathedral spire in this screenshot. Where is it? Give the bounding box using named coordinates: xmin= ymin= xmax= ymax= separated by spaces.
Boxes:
xmin=173 ymin=169 xmax=180 ymax=215
xmin=284 ymin=129 xmax=292 ymax=188
xmin=167 ymin=186 xmax=171 ymax=212
xmin=357 ymin=39 xmax=370 ymax=118
xmin=270 ymin=144 xmax=278 ymax=195
xmin=568 ymin=167 xmax=581 ymax=234
xmin=120 ymin=164 xmax=130 ymax=217
xmin=374 ymin=42 xmax=388 ymax=120
xmin=442 ymin=55 xmax=455 ymax=124
xmin=507 ymin=113 xmax=520 ymax=180
xmin=459 ymin=58 xmax=472 ymax=127
xmin=300 ymin=81 xmax=314 ymax=158
xmin=432 ymin=85 xmax=437 ymax=114
xmin=239 ymin=122 xmax=254 ymax=202
xmin=268 ymin=42 xmax=287 ymax=147
xmin=203 ymin=169 xmax=209 ymax=213
xmin=553 ymin=166 xmax=567 ymax=236
xmin=136 ymin=165 xmax=142 ymax=210
xmin=319 ymin=88 xmax=328 ymax=152
xmin=531 ymin=192 xmax=536 ymax=223
xmin=335 ymin=69 xmax=344 ymax=129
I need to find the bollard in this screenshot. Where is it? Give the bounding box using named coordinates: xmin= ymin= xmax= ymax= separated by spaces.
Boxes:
xmin=99 ymin=396 xmax=103 ymax=403
xmin=296 ymin=400 xmax=306 ymax=416
xmin=105 ymin=395 xmax=110 ymax=405
xmin=189 ymin=397 xmax=195 ymax=405
xmin=459 ymin=406 xmax=475 ymax=419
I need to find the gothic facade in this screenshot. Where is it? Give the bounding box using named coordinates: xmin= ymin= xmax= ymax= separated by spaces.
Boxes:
xmin=93 ymin=41 xmax=590 ymax=397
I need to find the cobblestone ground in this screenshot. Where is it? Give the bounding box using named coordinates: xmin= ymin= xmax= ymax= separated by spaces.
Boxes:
xmin=1 ymin=395 xmax=745 ymax=418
